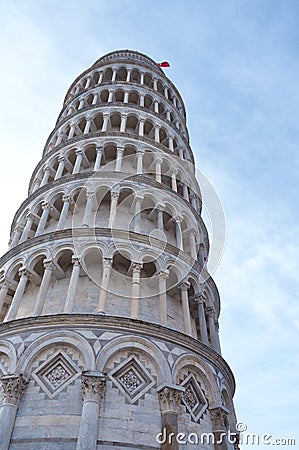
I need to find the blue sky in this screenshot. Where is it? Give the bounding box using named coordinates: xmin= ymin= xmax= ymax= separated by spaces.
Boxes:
xmin=0 ymin=1 xmax=298 ymax=447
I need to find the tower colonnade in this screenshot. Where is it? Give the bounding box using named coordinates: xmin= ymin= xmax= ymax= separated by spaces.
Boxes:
xmin=0 ymin=50 xmax=238 ymax=450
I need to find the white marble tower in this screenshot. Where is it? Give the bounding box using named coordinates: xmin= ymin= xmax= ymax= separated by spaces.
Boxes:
xmin=0 ymin=50 xmax=238 ymax=450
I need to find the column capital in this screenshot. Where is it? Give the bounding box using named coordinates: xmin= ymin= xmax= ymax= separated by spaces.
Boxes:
xmin=58 ymin=154 xmax=65 ymax=162
xmin=75 ymin=148 xmax=83 ymax=156
xmin=103 ymin=258 xmax=112 ymax=268
xmin=0 ymin=279 xmax=10 ymax=290
xmin=158 ymin=270 xmax=169 ymax=281
xmin=132 ymin=262 xmax=143 ymax=273
xmin=157 ymin=384 xmax=184 ymax=414
xmin=209 ymin=405 xmax=229 ymax=432
xmin=81 ymin=371 xmax=106 ymax=403
xmin=156 ymin=204 xmax=165 ymax=212
xmin=173 ymin=215 xmax=183 ymax=224
xmin=14 ymin=224 xmax=24 ymax=233
xmin=179 ymin=281 xmax=190 ymax=291
xmin=43 ymin=259 xmax=54 ymax=271
xmin=137 ymin=148 xmax=145 ymax=155
xmin=18 ymin=268 xmax=30 ymax=279
xmin=71 ymin=257 xmax=80 ymax=267
xmin=42 ymin=202 xmax=52 ymax=210
xmin=206 ymin=306 xmax=216 ymax=319
xmin=96 ymin=145 xmax=103 ymax=152
xmin=187 ymin=227 xmax=197 ymax=236
xmin=193 ymin=293 xmax=205 ymax=305
xmin=62 ymin=195 xmax=71 ymax=203
xmin=0 ymin=374 xmax=28 ymax=406
xmin=86 ymin=191 xmax=95 ymax=200
xmin=111 ymin=191 xmax=119 ymax=200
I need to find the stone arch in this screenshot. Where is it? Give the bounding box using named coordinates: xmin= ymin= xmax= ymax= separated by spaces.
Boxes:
xmin=97 ymin=335 xmax=171 ymax=384
xmin=26 ymin=248 xmax=50 ymax=268
xmin=17 ymin=330 xmax=95 ymax=377
xmin=5 ymin=258 xmax=25 ymax=279
xmin=0 ymin=340 xmax=17 ymax=374
xmin=172 ymin=354 xmax=219 ymax=404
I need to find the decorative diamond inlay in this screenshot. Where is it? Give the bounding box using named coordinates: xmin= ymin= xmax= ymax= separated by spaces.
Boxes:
xmin=32 ymin=351 xmax=81 ymax=398
xmin=180 ymin=373 xmax=207 ymax=422
xmin=109 ymin=355 xmax=155 ymax=403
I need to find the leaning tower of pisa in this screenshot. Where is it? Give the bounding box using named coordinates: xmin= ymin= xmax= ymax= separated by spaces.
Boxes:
xmin=0 ymin=50 xmax=238 ymax=450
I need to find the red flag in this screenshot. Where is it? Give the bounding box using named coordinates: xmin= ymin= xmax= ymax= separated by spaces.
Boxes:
xmin=158 ymin=61 xmax=170 ymax=68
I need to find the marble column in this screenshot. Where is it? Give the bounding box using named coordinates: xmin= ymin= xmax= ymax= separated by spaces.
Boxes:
xmin=78 ymin=98 xmax=85 ymax=110
xmin=190 ymin=194 xmax=198 ymax=210
xmin=198 ymin=242 xmax=206 ymax=267
xmin=179 ymin=281 xmax=192 ymax=336
xmin=83 ymin=117 xmax=92 ymax=134
xmin=68 ymin=122 xmax=76 ymax=139
xmin=0 ymin=280 xmax=10 ymax=313
xmin=64 ymin=258 xmax=80 ymax=313
xmin=120 ymin=113 xmax=127 ymax=133
xmin=108 ymin=192 xmax=119 ymax=227
xmin=136 ymin=150 xmax=144 ymax=174
xmin=157 ymin=384 xmax=184 ymax=450
xmin=124 ymin=91 xmax=129 ymax=103
xmin=94 ymin=146 xmax=103 ymax=171
xmin=115 ymin=146 xmax=124 ymax=171
xmin=188 ymin=228 xmax=197 ymax=259
xmin=155 ymin=125 xmax=160 ymax=143
xmin=108 ymin=90 xmax=114 ymax=102
xmin=139 ymin=93 xmax=145 ymax=106
xmin=157 ymin=206 xmax=164 ymax=232
xmin=97 ymin=258 xmax=112 ymax=314
xmin=206 ymin=307 xmax=221 ymax=354
xmin=92 ymin=93 xmax=99 ymax=105
xmin=57 ymin=195 xmax=71 ymax=230
xmin=209 ymin=406 xmax=229 ymax=450
xmin=10 ymin=225 xmax=23 ymax=248
xmin=35 ymin=203 xmax=51 ymax=237
xmin=111 ymin=68 xmax=117 ymax=82
xmin=5 ymin=269 xmax=30 ymax=322
xmin=158 ymin=271 xmax=169 ymax=325
xmin=133 ymin=196 xmax=143 ymax=233
xmin=40 ymin=167 xmax=50 ymax=186
xmin=138 ymin=118 xmax=145 ymax=136
xmin=73 ymin=149 xmax=83 ymax=174
xmin=126 ymin=68 xmax=132 ymax=82
xmin=168 ymin=135 xmax=174 ymax=151
xmin=155 ymin=157 xmax=162 ymax=182
xmin=170 ymin=170 xmax=178 ymax=191
xmin=174 ymin=216 xmax=183 ymax=250
xmin=54 ymin=156 xmax=65 ymax=180
xmin=101 ymin=114 xmax=110 ymax=132
xmin=76 ymin=372 xmax=106 ymax=450
xmin=194 ymin=295 xmax=209 ymax=344
xmin=82 ymin=192 xmax=94 ymax=228
xmin=131 ymin=263 xmax=142 ymax=319
xmin=0 ymin=374 xmax=28 ymax=450
xmin=33 ymin=260 xmax=53 ymax=316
